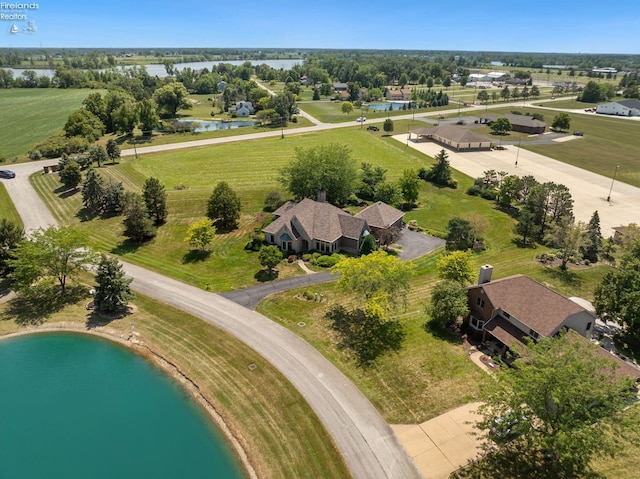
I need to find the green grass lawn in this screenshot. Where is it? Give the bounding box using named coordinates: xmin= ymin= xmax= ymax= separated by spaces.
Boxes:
xmin=0 ymin=88 xmax=103 ymax=160
xmin=0 ymin=182 xmax=23 ymax=226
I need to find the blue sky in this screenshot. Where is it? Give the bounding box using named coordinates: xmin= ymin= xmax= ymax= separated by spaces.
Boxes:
xmin=2 ymin=0 xmax=639 ymax=54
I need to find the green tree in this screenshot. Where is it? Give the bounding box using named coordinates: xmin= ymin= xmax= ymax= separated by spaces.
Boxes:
xmin=514 ymin=208 xmax=536 ymax=246
xmin=102 ymin=181 xmax=124 ymax=217
xmin=207 ymin=181 xmax=241 ymax=230
xmin=279 ymin=143 xmax=357 ymax=205
xmin=93 ymin=254 xmax=135 ymax=313
xmin=359 ymin=233 xmax=377 ymax=255
xmin=268 ymin=91 xmax=298 ymax=124
xmin=476 ymin=332 xmax=635 ymax=478
xmin=341 ymin=101 xmax=354 ymax=115
xmin=428 ymin=281 xmax=470 ymax=330
xmin=500 ymin=86 xmax=510 ymax=102
xmin=312 ymin=88 xmax=320 ymax=101
xmin=59 ymin=161 xmax=82 ymax=191
xmin=445 ymin=217 xmax=474 ymax=251
xmin=551 ymin=112 xmax=571 ymax=131
xmin=82 ymin=92 xmax=106 ymax=123
xmin=10 ymin=226 xmax=95 ymax=295
xmin=579 ymin=80 xmax=603 ymax=103
xmin=106 ymin=139 xmax=121 ymax=165
xmin=104 ymin=90 xmax=136 ymax=133
xmin=153 ymin=81 xmax=192 ymax=117
xmin=581 ymin=210 xmax=602 ymax=263
xmin=184 ymin=218 xmax=216 ymax=252
xmin=137 ymin=98 xmax=160 ymax=132
xmin=398 ymin=169 xmax=420 ymax=207
xmin=122 ymin=193 xmax=156 ymax=244
xmin=82 ymin=167 xmax=106 ymax=214
xmin=64 ymin=109 xmax=105 ymax=142
xmin=88 ymin=145 xmax=108 ymax=168
xmin=530 ymin=85 xmax=540 ymax=98
xmin=544 ymin=217 xmax=586 ymax=270
xmin=142 ymin=177 xmax=168 ymax=225
xmin=436 ymin=250 xmax=473 ymax=285
xmin=383 ymin=118 xmax=394 ymax=134
xmin=325 ymin=304 xmax=405 ymax=367
xmin=490 ymin=117 xmax=511 ymax=135
xmin=477 ymin=90 xmax=489 ymax=104
xmin=258 ymin=245 xmax=283 ymax=274
xmin=112 ymin=100 xmax=138 ymax=135
xmin=357 ymin=162 xmax=387 ymax=201
xmin=374 ymin=182 xmax=401 ymax=205
xmin=334 ymin=250 xmax=414 ymax=311
xmin=423 ymin=149 xmax=454 ymax=187
xmin=0 ymin=219 xmax=24 ymax=277
xmin=264 ymin=191 xmax=285 ymax=212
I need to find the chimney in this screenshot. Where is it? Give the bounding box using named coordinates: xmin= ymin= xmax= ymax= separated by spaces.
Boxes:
xmin=478 ymin=264 xmax=493 ymax=284
xmin=317 ymin=189 xmax=327 ymax=203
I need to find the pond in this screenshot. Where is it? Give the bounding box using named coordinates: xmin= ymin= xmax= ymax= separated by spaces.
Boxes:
xmin=0 ymin=333 xmax=244 ymax=479
xmin=365 ymin=102 xmax=414 ymax=111
xmin=168 ymin=119 xmax=260 ymax=132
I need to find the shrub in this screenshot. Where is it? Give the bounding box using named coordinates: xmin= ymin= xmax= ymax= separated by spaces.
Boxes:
xmin=302 ymin=290 xmax=314 ymax=300
xmin=29 ymin=149 xmax=42 ymax=161
xmin=302 ymin=253 xmax=312 ymax=262
xmin=288 ymin=254 xmax=297 ymax=263
xmin=174 ymin=184 xmax=188 ymax=190
xmin=315 ymin=254 xmax=341 ymax=268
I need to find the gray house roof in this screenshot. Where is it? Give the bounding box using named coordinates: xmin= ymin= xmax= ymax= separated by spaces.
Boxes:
xmin=265 ymin=198 xmax=367 ymax=244
xmin=617 ymin=99 xmax=640 ymax=110
xmin=504 ymin=114 xmax=546 ymax=129
xmin=412 ymin=125 xmax=491 ymax=144
xmin=356 ymin=201 xmax=404 ymax=229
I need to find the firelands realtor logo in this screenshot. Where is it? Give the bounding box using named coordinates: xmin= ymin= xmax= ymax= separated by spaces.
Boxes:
xmin=1 ymin=2 xmax=39 ymax=35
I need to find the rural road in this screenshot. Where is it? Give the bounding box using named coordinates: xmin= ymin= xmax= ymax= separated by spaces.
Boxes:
xmin=2 ymin=161 xmax=423 ymax=479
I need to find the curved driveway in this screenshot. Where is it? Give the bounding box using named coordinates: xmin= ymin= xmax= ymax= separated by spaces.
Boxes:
xmin=2 ymin=161 xmax=422 ymax=479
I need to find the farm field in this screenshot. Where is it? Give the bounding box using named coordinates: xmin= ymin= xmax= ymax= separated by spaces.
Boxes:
xmin=0 ymin=88 xmax=101 ymax=160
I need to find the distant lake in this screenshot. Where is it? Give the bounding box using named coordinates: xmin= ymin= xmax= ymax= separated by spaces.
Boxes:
xmin=0 ymin=333 xmax=244 ymax=479
xmin=7 ymin=59 xmax=301 ymax=79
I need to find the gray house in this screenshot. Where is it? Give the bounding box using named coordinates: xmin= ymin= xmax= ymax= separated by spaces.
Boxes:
xmin=596 ymin=99 xmax=640 ymax=117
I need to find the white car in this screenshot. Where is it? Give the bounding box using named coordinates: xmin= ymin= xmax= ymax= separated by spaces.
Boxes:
xmin=356 ymin=117 xmax=366 ymax=122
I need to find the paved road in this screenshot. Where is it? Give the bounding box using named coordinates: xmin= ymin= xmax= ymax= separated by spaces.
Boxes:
xmin=2 ymin=162 xmax=422 ymax=479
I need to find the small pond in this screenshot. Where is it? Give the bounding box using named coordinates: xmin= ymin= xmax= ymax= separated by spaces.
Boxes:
xmin=365 ymin=102 xmax=414 ymax=111
xmin=171 ymin=119 xmax=260 ymax=132
xmin=0 ymin=333 xmax=244 ymax=479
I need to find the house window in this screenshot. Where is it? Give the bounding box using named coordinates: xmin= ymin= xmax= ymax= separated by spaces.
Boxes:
xmin=270 ymin=234 xmax=274 ymax=243
xmin=586 ymin=322 xmax=592 ymax=331
xmin=470 ymin=317 xmax=485 ymax=330
xmin=476 ymin=297 xmax=485 ymax=308
xmin=282 ymin=241 xmax=291 ymax=251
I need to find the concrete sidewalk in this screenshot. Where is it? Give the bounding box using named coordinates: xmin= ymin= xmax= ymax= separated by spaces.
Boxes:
xmin=392 ymin=402 xmax=488 ymax=479
xmin=397 ymin=135 xmax=640 ymax=236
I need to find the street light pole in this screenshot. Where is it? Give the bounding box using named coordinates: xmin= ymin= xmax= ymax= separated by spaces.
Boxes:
xmin=606 ymin=165 xmax=620 ymax=202
xmin=133 ymin=138 xmax=138 ymax=159
xmin=281 ymin=117 xmax=285 ymax=139
xmin=515 ymin=137 xmax=521 ymax=167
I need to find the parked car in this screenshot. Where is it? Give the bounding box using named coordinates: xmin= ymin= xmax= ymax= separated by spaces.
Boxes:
xmin=0 ymin=169 xmax=16 ymax=179
xmin=573 ymin=131 xmax=584 ymax=136
xmin=367 ymin=125 xmax=379 ymax=131
xmin=356 ymin=117 xmax=366 ymax=123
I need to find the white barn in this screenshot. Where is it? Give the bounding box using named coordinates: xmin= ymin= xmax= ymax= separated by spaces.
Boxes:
xmin=596 ymin=99 xmax=640 ymax=117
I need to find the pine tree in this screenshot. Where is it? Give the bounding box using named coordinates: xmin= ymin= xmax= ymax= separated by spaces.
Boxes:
xmin=93 ymin=254 xmax=134 ymax=313
xmin=122 ymin=193 xmax=156 ymax=243
xmin=207 ymin=181 xmax=241 ymax=230
xmin=82 ymin=167 xmax=106 ymax=214
xmin=582 ymin=210 xmax=602 ymax=262
xmin=102 ymin=181 xmax=124 ymax=217
xmin=142 ymin=177 xmax=168 ymax=225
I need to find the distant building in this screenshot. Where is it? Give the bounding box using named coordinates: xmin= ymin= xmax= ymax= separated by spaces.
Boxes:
xmin=481 ymin=114 xmax=546 ymax=134
xmin=332 ymin=82 xmax=348 ymax=91
xmin=228 ymin=101 xmax=255 ymax=117
xmin=596 ymin=99 xmax=640 ymax=117
xmin=592 ymin=67 xmax=618 ymax=74
xmin=385 ymin=88 xmax=412 ymax=101
xmin=411 ymin=125 xmax=492 ymax=151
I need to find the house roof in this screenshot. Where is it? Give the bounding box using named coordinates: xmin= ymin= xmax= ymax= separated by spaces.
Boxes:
xmin=468 ymin=275 xmax=591 ymax=337
xmin=356 ymin=201 xmax=404 ymax=229
xmin=504 ymin=114 xmax=546 ymax=129
xmin=484 ymin=316 xmax=528 ymax=347
xmin=412 ymin=125 xmax=491 ymax=145
xmin=265 ymin=198 xmax=367 ymax=243
xmin=617 ymin=99 xmax=640 ymax=110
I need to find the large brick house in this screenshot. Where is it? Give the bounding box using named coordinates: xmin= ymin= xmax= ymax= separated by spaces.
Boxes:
xmin=466 ymin=265 xmax=595 ymax=358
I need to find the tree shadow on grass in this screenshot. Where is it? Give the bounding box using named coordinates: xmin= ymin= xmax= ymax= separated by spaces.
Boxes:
xmin=111 ymin=240 xmax=141 ymax=255
xmin=85 ymin=306 xmax=133 ymax=329
xmin=76 ymin=207 xmax=99 ymax=223
xmin=54 ymin=185 xmax=79 ymax=200
xmin=511 ymin=238 xmax=537 ymax=249
xmin=182 ymin=249 xmax=211 ymax=264
xmin=254 ymin=269 xmax=279 ymax=283
xmin=422 ymin=319 xmax=463 ymax=345
xmin=2 ymin=285 xmax=87 ymax=325
xmin=540 ymin=265 xmax=582 ymax=288
xmin=453 ymin=444 xmax=604 ymax=479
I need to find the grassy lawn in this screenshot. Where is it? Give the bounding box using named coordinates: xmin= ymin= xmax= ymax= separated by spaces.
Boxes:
xmin=0 ymin=88 xmax=102 ymax=161
xmin=533 ymin=98 xmax=597 ymax=109
xmin=0 ymin=283 xmax=351 ymax=479
xmin=0 ymin=182 xmax=23 ymax=226
xmin=300 ymin=100 xmax=457 ymax=123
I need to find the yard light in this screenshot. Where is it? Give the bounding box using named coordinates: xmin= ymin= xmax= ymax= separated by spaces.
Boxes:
xmin=133 ymin=138 xmax=138 ymax=159
xmin=281 ymin=117 xmax=285 ymax=139
xmin=515 ymin=137 xmax=522 ymax=167
xmin=606 ymin=165 xmax=620 ymax=203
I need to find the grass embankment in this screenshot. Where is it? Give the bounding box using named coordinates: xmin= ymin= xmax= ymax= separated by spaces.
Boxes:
xmin=0 ymin=183 xmax=23 ymax=226
xmin=0 ymin=286 xmax=351 ymax=479
xmin=459 ymin=105 xmax=640 ymax=188
xmin=0 ymin=88 xmax=99 ymax=160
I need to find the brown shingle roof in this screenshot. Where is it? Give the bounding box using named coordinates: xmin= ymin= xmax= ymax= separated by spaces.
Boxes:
xmin=356 ymin=201 xmax=404 ymax=229
xmin=470 ymin=275 xmax=590 ymax=337
xmin=264 ymin=198 xmax=366 ymax=243
xmin=484 ymin=316 xmax=528 ymax=347
xmin=412 ymin=125 xmax=491 ymax=145
xmin=504 ymin=114 xmax=546 ymax=129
